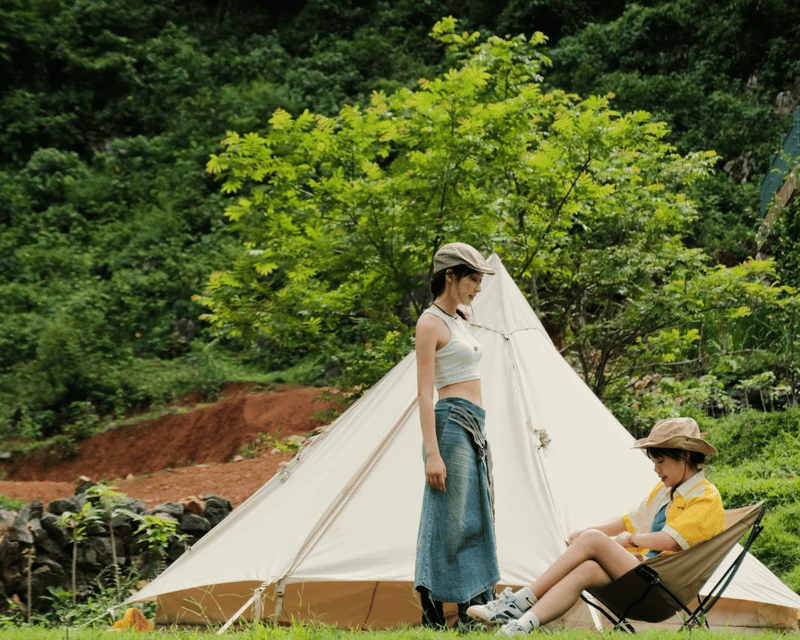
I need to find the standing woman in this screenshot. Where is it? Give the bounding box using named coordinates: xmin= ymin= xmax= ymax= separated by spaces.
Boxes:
xmin=414 ymin=242 xmax=500 ymax=630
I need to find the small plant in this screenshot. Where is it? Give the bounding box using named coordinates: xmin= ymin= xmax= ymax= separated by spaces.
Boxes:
xmin=56 ymin=503 xmax=103 ymax=602
xmin=235 ymin=430 xmax=304 ymax=460
xmin=125 ymin=511 xmax=188 ymax=578
xmin=0 ymin=494 xmax=25 ymax=510
xmin=83 ymin=484 xmax=128 ymax=599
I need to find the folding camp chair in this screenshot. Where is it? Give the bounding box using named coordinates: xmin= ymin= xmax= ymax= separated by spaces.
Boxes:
xmin=580 ymin=502 xmax=765 ymax=633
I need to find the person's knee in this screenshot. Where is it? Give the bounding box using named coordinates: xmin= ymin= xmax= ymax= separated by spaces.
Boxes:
xmin=574 ymin=528 xmax=608 ymax=552
xmin=576 ymin=560 xmax=611 ymax=589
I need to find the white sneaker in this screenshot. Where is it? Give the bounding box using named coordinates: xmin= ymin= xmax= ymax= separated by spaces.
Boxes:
xmin=466 ymin=588 xmax=526 ymax=626
xmin=496 ymin=620 xmax=532 ymax=637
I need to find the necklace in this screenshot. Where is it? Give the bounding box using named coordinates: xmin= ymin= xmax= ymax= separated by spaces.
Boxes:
xmin=433 ymin=302 xmax=456 ymax=318
xmin=432 ymin=303 xmax=479 ymax=352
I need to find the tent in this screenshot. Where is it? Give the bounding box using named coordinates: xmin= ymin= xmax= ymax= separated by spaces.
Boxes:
xmin=127 ymin=255 xmax=800 ymax=631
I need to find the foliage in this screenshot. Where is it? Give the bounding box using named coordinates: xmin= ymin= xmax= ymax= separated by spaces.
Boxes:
xmin=236 ymin=430 xmax=303 ymax=460
xmin=0 ymin=494 xmax=25 ymax=510
xmin=0 ymin=0 xmax=799 ymax=442
xmin=3 ymin=580 xmax=155 ymax=630
xmin=702 ymin=409 xmax=800 ymax=591
xmin=200 ymin=18 xmax=794 ymax=407
xmin=126 ymin=510 xmax=187 ymax=578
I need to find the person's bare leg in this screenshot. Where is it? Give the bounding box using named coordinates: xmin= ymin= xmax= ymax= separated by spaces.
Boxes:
xmin=531 ymin=559 xmax=613 ymax=625
xmin=527 ymin=529 xmax=639 ymax=601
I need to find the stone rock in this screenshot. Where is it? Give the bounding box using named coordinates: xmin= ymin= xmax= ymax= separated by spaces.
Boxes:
xmin=33 ymin=555 xmax=67 ymax=580
xmin=0 ymin=534 xmax=19 ymax=568
xmin=28 ymin=564 xmax=68 ymax=611
xmin=20 ymin=500 xmax=44 ymax=522
xmin=203 ymin=495 xmax=232 ymax=512
xmin=123 ymin=498 xmax=146 ymax=515
xmin=79 ymin=536 xmax=124 ymax=569
xmin=73 ymin=493 xmax=90 ymax=510
xmin=40 ymin=513 xmax=69 ymax=547
xmin=179 ymin=496 xmax=205 ymax=515
xmin=178 ymin=513 xmax=210 ymax=534
xmin=3 ymin=565 xmax=23 ymax=589
xmin=202 ymin=495 xmax=233 ymax=527
xmin=203 ymin=505 xmax=230 ymax=528
xmin=0 ymin=510 xmax=16 ymax=536
xmin=11 ymin=513 xmax=33 ymax=545
xmin=110 ymin=513 xmax=135 ymax=540
xmin=148 ymin=502 xmax=184 ymax=518
xmin=27 ymin=518 xmax=48 ymax=543
xmin=35 ymin=537 xmax=67 ymax=560
xmin=74 ymin=477 xmax=96 ymax=496
xmin=47 ymin=497 xmax=77 ymax=516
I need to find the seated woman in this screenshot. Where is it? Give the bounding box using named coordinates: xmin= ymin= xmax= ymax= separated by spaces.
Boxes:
xmin=467 ymin=417 xmax=724 ymax=636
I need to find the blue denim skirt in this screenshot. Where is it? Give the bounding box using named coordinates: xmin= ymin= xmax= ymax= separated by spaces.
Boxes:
xmin=414 ymin=397 xmax=499 ymax=603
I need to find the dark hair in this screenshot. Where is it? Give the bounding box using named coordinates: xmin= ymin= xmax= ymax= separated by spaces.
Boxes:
xmin=430 ymin=264 xmax=478 ymax=319
xmin=646 ymin=447 xmax=706 ymax=468
xmin=646 ymin=447 xmax=705 ymax=498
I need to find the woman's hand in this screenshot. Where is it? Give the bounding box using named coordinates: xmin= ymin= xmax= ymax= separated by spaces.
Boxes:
xmin=426 ymin=451 xmax=447 ymax=492
xmin=567 ymin=528 xmax=587 ymax=545
xmin=614 ymin=531 xmax=636 ymax=549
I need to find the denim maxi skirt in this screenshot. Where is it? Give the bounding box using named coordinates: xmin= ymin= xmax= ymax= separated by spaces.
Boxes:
xmin=414 ymin=397 xmax=500 ymax=603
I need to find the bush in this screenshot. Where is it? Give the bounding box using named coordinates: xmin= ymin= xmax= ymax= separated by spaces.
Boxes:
xmin=702 ymin=409 xmax=800 ymax=593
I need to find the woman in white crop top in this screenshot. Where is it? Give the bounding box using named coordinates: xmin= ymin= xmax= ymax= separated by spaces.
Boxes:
xmin=413 ymin=242 xmax=500 ymax=630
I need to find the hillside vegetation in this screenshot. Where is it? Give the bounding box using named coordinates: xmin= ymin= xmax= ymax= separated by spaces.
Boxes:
xmin=1 ymin=0 xmax=800 ymax=544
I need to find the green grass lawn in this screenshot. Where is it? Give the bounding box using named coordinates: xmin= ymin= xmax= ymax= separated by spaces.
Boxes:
xmin=1 ymin=625 xmax=793 ymax=640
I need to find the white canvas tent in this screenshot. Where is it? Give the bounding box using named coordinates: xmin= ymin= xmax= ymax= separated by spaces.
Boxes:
xmin=127 ymin=255 xmax=800 ymax=631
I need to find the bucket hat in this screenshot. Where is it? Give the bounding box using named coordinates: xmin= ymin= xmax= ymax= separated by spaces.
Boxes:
xmin=433 ymin=243 xmax=495 ymax=275
xmin=632 ymin=417 xmax=717 ymax=455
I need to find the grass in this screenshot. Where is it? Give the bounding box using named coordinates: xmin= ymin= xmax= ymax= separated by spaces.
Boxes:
xmin=0 ymin=624 xmax=793 ymax=640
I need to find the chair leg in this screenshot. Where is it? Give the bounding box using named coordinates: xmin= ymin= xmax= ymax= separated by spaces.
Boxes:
xmin=580 ymin=594 xmax=637 ymax=634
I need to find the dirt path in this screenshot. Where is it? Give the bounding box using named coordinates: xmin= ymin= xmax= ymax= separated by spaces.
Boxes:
xmin=0 ymin=385 xmax=343 ymax=509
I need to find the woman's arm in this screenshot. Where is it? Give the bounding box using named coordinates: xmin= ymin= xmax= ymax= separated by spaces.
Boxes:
xmin=616 ymin=530 xmax=682 ymax=553
xmin=416 ymin=314 xmax=446 ymax=492
xmin=567 ymin=517 xmax=627 ymax=544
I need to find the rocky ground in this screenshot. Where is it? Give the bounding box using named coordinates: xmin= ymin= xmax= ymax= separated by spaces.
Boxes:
xmin=0 ymin=384 xmax=344 ymax=509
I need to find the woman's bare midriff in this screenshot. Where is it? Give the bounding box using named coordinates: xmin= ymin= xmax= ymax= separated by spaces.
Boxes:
xmin=437 ymin=378 xmax=483 ymax=407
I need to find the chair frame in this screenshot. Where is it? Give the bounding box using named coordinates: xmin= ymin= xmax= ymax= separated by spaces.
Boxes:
xmin=580 ymin=502 xmax=766 ymax=633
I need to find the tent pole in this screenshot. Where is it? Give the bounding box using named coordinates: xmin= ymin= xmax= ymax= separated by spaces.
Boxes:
xmin=216 ymin=581 xmax=269 ymax=635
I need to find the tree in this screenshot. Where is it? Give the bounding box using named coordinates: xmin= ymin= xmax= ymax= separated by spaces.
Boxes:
xmin=200 ymin=18 xmax=765 ymax=398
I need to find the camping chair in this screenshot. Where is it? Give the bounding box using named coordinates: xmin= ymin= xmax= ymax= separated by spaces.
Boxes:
xmin=580 ymin=502 xmax=765 ymax=633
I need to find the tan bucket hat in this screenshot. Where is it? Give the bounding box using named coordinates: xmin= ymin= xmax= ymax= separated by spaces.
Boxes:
xmin=433 ymin=242 xmax=495 ymax=275
xmin=632 ymin=417 xmax=717 ymax=455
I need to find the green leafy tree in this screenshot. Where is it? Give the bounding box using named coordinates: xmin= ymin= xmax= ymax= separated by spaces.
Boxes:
xmin=199 ymin=18 xmax=784 ymax=400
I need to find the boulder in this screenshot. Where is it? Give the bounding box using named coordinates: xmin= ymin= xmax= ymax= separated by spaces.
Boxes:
xmin=179 ymin=496 xmax=205 ymax=515
xmin=46 ymin=498 xmax=77 ymax=516
xmin=178 ymin=513 xmax=211 ymax=535
xmin=27 ymin=518 xmax=48 ymax=543
xmin=148 ymin=502 xmax=184 ymax=519
xmin=11 ymin=513 xmax=33 ymax=545
xmin=0 ymin=534 xmax=19 ymax=568
xmin=40 ymin=513 xmax=69 ymax=547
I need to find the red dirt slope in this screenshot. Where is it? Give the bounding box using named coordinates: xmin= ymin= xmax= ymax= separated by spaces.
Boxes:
xmin=0 ymin=385 xmax=343 ymax=509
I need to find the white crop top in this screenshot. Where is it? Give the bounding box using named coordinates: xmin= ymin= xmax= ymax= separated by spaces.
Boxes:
xmin=423 ymin=306 xmax=483 ymax=389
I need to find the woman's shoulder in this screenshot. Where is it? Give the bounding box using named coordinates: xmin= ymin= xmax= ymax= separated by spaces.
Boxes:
xmin=416 ymin=308 xmax=450 ymax=341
